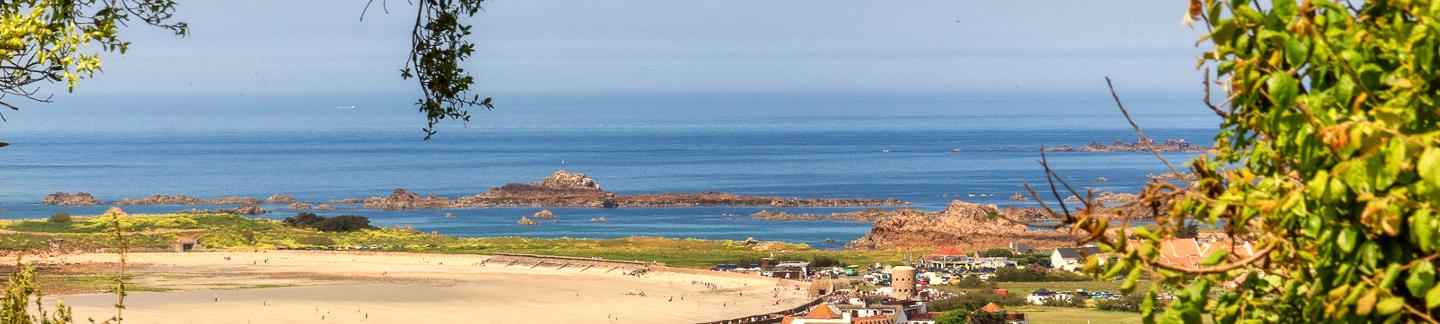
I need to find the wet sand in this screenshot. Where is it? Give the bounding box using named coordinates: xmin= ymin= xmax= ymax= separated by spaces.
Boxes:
xmin=38 ymin=251 xmax=811 ymax=323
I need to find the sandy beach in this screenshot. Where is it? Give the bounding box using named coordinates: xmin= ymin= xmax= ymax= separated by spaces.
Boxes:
xmin=35 ymin=251 xmax=812 ymax=323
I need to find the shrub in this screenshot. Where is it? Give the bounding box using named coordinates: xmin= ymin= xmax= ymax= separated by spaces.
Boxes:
xmin=283 ymin=213 xmax=374 ymax=232
xmin=811 ymin=255 xmax=842 ymax=268
xmin=992 ymin=267 xmax=1090 ymax=282
xmin=953 ymin=276 xmax=997 ymax=289
xmin=1041 ymin=295 xmax=1086 ymax=308
xmin=978 ymin=248 xmax=1012 ymax=257
xmin=315 ymin=215 xmax=373 ymax=232
xmin=283 ymin=212 xmax=322 ymax=228
xmin=1093 ymin=292 xmax=1152 ymax=313
xmin=47 ymin=212 xmax=71 ymax=223
xmin=933 ymin=310 xmax=967 ymax=324
xmin=927 ymin=290 xmax=1024 ymax=312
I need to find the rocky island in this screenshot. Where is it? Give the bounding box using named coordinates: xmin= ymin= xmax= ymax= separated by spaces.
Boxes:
xmin=43 ymin=192 xmax=103 ymax=206
xmin=1080 ymin=138 xmax=1205 ymax=153
xmin=360 ymin=170 xmax=907 ymax=210
xmin=846 ymin=200 xmax=1078 ymax=250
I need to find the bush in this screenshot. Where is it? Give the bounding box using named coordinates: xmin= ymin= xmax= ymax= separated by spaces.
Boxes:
xmin=953 ymin=276 xmax=997 ymax=289
xmin=1041 ymin=295 xmax=1086 ymax=308
xmin=927 ymin=290 xmax=1024 ymax=312
xmin=934 ymin=310 xmax=968 ymax=324
xmin=283 ymin=212 xmax=322 ymax=228
xmin=992 ymin=267 xmax=1090 ymax=282
xmin=1093 ymin=292 xmax=1151 ymax=313
xmin=47 ymin=212 xmax=71 ymax=223
xmin=811 ymin=255 xmax=842 ymax=268
xmin=315 ymin=215 xmax=373 ymax=232
xmin=978 ymin=248 xmax=1012 ymax=257
xmin=283 ymin=213 xmax=373 ymax=232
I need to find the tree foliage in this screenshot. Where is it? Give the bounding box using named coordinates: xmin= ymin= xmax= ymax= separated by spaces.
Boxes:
xmin=0 ymin=261 xmax=72 ymax=324
xmin=1040 ymin=1 xmax=1440 ymax=323
xmin=0 ymin=0 xmax=496 ymax=142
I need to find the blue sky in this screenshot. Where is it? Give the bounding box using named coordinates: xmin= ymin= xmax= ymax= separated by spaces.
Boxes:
xmin=58 ymin=1 xmax=1205 ymax=100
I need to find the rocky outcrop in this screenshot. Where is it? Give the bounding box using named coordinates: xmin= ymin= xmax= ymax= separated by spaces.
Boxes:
xmin=1044 ymin=145 xmax=1074 ymax=152
xmin=326 ymin=198 xmax=366 ymax=204
xmin=233 ymin=204 xmax=267 ymax=215
xmin=539 ymin=170 xmax=601 ymax=190
xmin=751 ymin=209 xmax=902 ymax=222
xmin=266 ymin=194 xmax=298 ymax=204
xmin=114 ymin=195 xmax=260 ymax=206
xmin=116 ymin=195 xmax=205 ymax=205
xmin=517 ymin=217 xmax=538 ymax=225
xmin=43 ymin=192 xmax=103 ymax=206
xmin=177 ymin=204 xmax=268 ymax=215
xmin=532 ymin=209 xmax=555 ymax=219
xmin=287 ymin=202 xmax=312 ymax=210
xmin=589 ymin=217 xmax=608 ymax=223
xmin=1079 ymin=138 xmax=1206 ymax=153
xmin=313 ymin=203 xmax=334 ymax=210
xmin=362 ymin=188 xmax=455 ymax=210
xmin=351 ymin=171 xmax=906 ymax=209
xmin=1009 ymin=193 xmax=1028 ymax=201
xmin=847 ymin=200 xmax=1077 ymax=250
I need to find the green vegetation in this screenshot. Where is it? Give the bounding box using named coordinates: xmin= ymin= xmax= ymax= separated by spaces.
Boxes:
xmin=0 ymin=263 xmax=72 ymax=323
xmin=0 ymin=213 xmax=917 ymax=269
xmin=282 ymin=213 xmax=375 ymax=232
xmin=927 ymin=289 xmax=1025 ymax=313
xmin=1050 ymin=1 xmax=1440 ymax=322
xmin=1009 ymin=306 xmax=1143 ymax=324
xmin=992 ymin=267 xmax=1092 ymax=282
xmin=0 ymin=0 xmax=493 ymax=143
xmin=994 ymin=280 xmax=1151 ymax=296
xmin=45 ymin=212 xmax=70 ymax=224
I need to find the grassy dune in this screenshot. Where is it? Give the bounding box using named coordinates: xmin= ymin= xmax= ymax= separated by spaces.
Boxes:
xmin=0 ymin=213 xmax=918 ymax=269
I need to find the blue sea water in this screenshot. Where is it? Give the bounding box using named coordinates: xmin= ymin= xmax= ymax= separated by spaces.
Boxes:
xmin=0 ymin=97 xmax=1218 ymax=248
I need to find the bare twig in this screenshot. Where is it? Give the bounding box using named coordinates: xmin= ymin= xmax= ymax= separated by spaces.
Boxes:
xmin=1106 ymin=77 xmax=1183 ymax=176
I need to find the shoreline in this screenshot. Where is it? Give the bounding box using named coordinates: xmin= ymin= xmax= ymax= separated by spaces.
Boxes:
xmin=36 ymin=251 xmax=815 ymax=324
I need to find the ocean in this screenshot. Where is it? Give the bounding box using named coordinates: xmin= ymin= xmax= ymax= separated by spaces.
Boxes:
xmin=0 ymin=96 xmax=1218 ymax=248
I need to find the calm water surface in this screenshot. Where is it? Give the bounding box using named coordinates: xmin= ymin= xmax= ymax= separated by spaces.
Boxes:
xmin=0 ymin=97 xmax=1217 ymax=248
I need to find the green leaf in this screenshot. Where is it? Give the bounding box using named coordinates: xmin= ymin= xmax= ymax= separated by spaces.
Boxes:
xmin=1421 ymin=148 xmax=1440 ymax=183
xmin=1427 ymin=284 xmax=1440 ymax=309
xmin=1357 ymin=289 xmax=1378 ymax=316
xmin=1121 ymin=266 xmax=1142 ymax=292
xmin=1267 ymin=73 xmax=1299 ymax=109
xmin=1407 ymin=262 xmax=1436 ymax=298
xmin=1376 ymin=296 xmax=1405 ymax=315
xmin=1202 ymin=248 xmax=1229 ymax=266
xmin=1339 ymin=227 xmax=1359 ymax=253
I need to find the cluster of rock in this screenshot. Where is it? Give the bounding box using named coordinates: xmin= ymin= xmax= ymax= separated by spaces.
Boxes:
xmin=114 ymin=195 xmax=262 ymax=206
xmin=846 ymin=200 xmax=1077 ymax=250
xmin=361 ymin=188 xmax=454 ymax=210
xmin=516 ymin=217 xmax=538 ymax=226
xmin=43 ymin=192 xmax=103 ymax=206
xmin=1042 ymin=139 xmax=1205 ymax=153
xmin=265 ymin=194 xmax=298 ymax=204
xmin=531 ymin=209 xmax=556 ymax=219
xmin=750 ymin=209 xmax=905 ymax=222
xmin=1080 ymin=139 xmax=1205 ymax=153
xmin=176 ymin=204 xmax=268 ymax=215
xmin=357 ymin=170 xmax=907 ymax=210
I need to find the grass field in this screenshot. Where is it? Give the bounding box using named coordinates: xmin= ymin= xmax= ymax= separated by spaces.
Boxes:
xmin=1011 ymin=306 xmax=1143 ymax=323
xmin=0 ymin=213 xmax=920 ymax=269
xmin=996 ymin=280 xmax=1152 ymax=295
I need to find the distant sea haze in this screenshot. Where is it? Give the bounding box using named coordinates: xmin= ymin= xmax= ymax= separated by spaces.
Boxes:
xmin=0 ymin=98 xmax=1217 ymax=248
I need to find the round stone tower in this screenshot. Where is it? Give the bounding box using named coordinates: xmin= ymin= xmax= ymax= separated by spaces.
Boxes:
xmin=892 ymin=266 xmax=917 ymax=300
